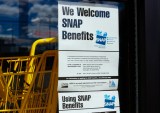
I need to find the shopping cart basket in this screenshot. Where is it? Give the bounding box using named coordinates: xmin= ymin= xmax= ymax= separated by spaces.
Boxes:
xmin=0 ymin=38 xmax=58 ymax=113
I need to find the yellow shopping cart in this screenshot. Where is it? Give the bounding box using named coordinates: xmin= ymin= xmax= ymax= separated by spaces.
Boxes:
xmin=0 ymin=38 xmax=58 ymax=113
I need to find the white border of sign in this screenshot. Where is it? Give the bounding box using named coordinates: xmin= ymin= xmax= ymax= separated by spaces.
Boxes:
xmin=59 ymin=107 xmax=120 ymax=113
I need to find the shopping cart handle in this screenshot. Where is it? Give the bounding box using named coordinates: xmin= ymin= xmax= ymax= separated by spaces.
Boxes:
xmin=30 ymin=37 xmax=57 ymax=56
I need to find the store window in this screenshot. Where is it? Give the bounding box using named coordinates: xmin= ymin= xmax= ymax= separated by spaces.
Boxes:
xmin=0 ymin=1 xmax=137 ymax=113
xmin=0 ymin=0 xmax=58 ymax=56
xmin=0 ymin=0 xmax=19 ymax=55
xmin=0 ymin=0 xmax=121 ymax=56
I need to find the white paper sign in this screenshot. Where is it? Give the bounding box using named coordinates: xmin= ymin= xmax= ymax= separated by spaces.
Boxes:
xmin=58 ymin=51 xmax=119 ymax=91
xmin=58 ymin=2 xmax=120 ymax=113
xmin=58 ymin=2 xmax=119 ymax=51
xmin=59 ymin=51 xmax=119 ymax=77
xmin=59 ymin=91 xmax=119 ymax=111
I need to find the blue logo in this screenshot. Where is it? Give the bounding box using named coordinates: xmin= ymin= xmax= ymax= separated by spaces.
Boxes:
xmin=96 ymin=30 xmax=107 ymax=45
xmin=109 ymin=80 xmax=116 ymax=87
xmin=104 ymin=94 xmax=116 ymax=109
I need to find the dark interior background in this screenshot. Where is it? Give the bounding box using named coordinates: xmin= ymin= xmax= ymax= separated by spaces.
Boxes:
xmin=118 ymin=0 xmax=137 ymax=113
xmin=138 ymin=0 xmax=160 ymax=113
xmin=114 ymin=0 xmax=160 ymax=113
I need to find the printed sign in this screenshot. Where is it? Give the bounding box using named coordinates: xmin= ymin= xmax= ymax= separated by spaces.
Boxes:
xmin=58 ymin=51 xmax=119 ymax=91
xmin=58 ymin=2 xmax=120 ymax=113
xmin=58 ymin=79 xmax=118 ymax=91
xmin=58 ymin=91 xmax=119 ymax=111
xmin=58 ymin=1 xmax=119 ymax=51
